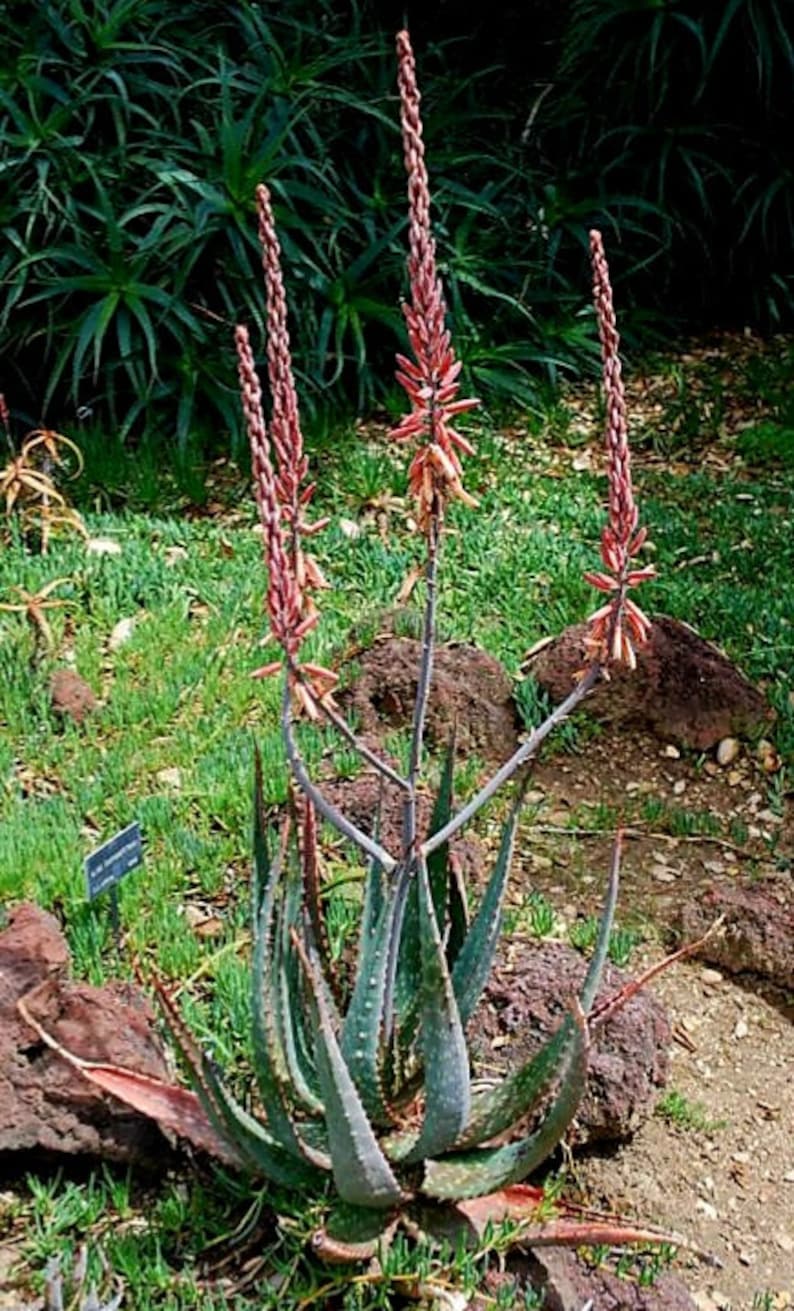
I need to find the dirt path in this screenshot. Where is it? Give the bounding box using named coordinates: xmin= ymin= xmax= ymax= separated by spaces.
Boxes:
xmin=575 ymin=957 xmax=794 ymax=1307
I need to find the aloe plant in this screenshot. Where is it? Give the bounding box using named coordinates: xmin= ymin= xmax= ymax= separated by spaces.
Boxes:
xmin=20 ymin=28 xmax=680 ymax=1264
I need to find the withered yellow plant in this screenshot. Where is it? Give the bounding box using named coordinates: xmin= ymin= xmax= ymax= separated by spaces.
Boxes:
xmin=0 ymin=578 xmax=74 ymax=658
xmin=0 ymin=427 xmax=87 ymax=552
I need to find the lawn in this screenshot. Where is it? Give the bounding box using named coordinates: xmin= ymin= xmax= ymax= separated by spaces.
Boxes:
xmin=0 ymin=334 xmax=792 ymax=1308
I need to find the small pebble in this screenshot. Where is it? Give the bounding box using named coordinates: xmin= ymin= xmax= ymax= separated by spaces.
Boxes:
xmin=672 ymin=778 xmax=687 ymax=795
xmin=695 ymin=1198 xmax=718 ymax=1220
xmin=734 ymin=1017 xmax=749 ymax=1039
xmin=716 ymin=736 xmax=740 ymax=766
xmin=701 ymin=968 xmax=723 ymax=985
xmin=776 ymin=1233 xmax=794 ymax=1254
xmin=663 ymin=744 xmax=681 ymax=759
xmin=109 ymin=615 xmax=136 ymax=650
xmin=86 ymin=536 xmax=122 ymax=556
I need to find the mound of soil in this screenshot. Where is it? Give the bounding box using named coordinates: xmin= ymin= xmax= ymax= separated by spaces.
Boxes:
xmin=526 ymin=614 xmax=771 ymax=750
xmin=339 ymin=635 xmax=521 ymax=763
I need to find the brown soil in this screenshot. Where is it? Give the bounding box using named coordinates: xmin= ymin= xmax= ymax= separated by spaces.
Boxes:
xmin=574 ymin=953 xmax=794 ymax=1309
xmin=488 ymin=727 xmax=794 ymax=1309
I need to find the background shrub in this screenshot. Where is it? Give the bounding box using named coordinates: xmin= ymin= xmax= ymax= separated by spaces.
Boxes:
xmin=1 ymin=0 xmax=791 ymax=452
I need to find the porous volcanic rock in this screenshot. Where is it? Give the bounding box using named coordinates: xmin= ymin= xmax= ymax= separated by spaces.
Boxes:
xmin=49 ymin=669 xmax=98 ymax=724
xmin=525 ymin=1248 xmax=697 ymax=1311
xmin=678 ymin=875 xmax=794 ymax=989
xmin=472 ymin=940 xmax=671 ymax=1144
xmin=525 ymin=614 xmax=770 ymax=750
xmin=0 ymin=903 xmax=171 ymax=1164
xmin=339 ymin=636 xmax=521 ymax=764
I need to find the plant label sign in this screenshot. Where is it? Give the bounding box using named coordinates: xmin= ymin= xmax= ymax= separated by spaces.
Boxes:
xmin=85 ymin=821 xmax=143 ymax=901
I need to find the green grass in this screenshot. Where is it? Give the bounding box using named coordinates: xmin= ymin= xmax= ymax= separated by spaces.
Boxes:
xmin=1 ymin=347 xmax=793 ymax=1306
xmin=1 ymin=1169 xmax=546 ymax=1310
xmin=655 ymin=1090 xmax=728 ymax=1135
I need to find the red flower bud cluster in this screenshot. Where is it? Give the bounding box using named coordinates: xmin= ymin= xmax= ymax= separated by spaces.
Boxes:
xmin=585 ymin=230 xmax=655 ymax=669
xmin=235 ymin=193 xmax=337 ymax=716
xmin=392 ymin=30 xmax=479 ymax=531
xmin=256 ymin=185 xmax=330 ymax=612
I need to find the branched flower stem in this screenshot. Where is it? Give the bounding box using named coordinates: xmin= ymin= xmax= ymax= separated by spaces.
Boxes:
xmin=297 ymin=676 xmax=410 ymax=792
xmin=281 ymin=680 xmax=397 ymax=874
xmin=403 ymin=505 xmax=441 ymax=853
xmin=421 ymin=662 xmax=602 ymax=858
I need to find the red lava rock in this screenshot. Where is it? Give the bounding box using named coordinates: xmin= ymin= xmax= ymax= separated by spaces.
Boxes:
xmin=678 ymin=876 xmax=794 ymax=989
xmin=0 ymin=903 xmax=171 ymax=1165
xmin=473 ymin=940 xmax=671 ymax=1144
xmin=49 ymin=668 xmax=98 ymax=724
xmin=527 ymin=1247 xmax=697 ymax=1311
xmin=526 ymin=614 xmax=770 ymax=751
xmin=339 ymin=635 xmax=521 ymax=764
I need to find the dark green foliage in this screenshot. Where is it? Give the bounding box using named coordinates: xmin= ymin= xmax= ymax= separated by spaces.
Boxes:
xmin=540 ymin=0 xmax=794 ymax=327
xmin=0 ymin=0 xmax=580 ymax=445
xmin=3 ymin=0 xmax=789 ymax=451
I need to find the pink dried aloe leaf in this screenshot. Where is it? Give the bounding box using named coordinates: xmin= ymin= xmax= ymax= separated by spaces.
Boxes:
xmin=393 ymin=29 xmax=479 ymax=532
xmin=586 ymin=230 xmax=655 ymax=669
xmin=16 ymin=995 xmax=240 ymax=1165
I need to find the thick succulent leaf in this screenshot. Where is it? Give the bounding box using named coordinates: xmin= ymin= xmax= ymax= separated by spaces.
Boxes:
xmin=301 ymin=795 xmax=335 ymax=987
xmin=426 ymin=731 xmax=456 ymax=926
xmin=199 ymin=1051 xmax=327 ymax=1186
xmin=251 ymin=851 xmax=328 ymax=1164
xmin=340 ymin=885 xmax=399 ymax=1125
xmin=451 ymin=784 xmax=524 ymax=1027
xmin=251 ymin=747 xmax=271 ymax=919
xmin=276 ymin=863 xmax=325 ymax=1114
xmin=400 ymin=857 xmax=470 ymax=1164
xmin=311 ymin=1204 xmax=399 ymax=1263
xmin=581 ymin=829 xmax=621 ymax=1014
xmin=359 ymin=794 xmax=387 ymax=950
xmin=445 ymin=852 xmax=469 ymax=971
xmin=249 ymin=753 xmax=327 ymax=1154
xmin=294 ymin=932 xmax=404 ymax=1209
xmin=157 ymin=985 xmax=324 ymax=1188
xmin=393 ymin=734 xmax=455 ymax=1026
xmin=458 ymin=1023 xmax=569 ymax=1149
xmin=455 ymin=828 xmax=619 ymax=1147
xmin=422 ymin=1003 xmax=588 ymax=1199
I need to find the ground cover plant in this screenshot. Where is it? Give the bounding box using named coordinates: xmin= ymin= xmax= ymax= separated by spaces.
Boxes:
xmin=1 ymin=33 xmax=793 ymax=1311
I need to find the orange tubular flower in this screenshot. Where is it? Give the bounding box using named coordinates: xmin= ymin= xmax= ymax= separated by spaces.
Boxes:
xmin=393 ymin=30 xmax=479 ymax=531
xmin=585 ymin=230 xmax=655 ymax=669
